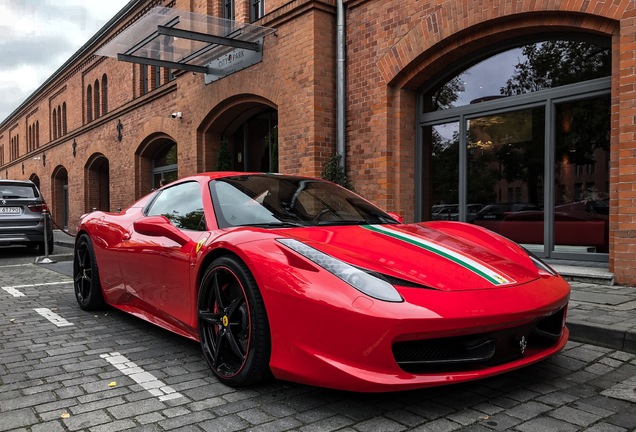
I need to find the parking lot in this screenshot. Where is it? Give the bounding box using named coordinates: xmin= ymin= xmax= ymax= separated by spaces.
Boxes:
xmin=1 ymin=247 xmax=636 ymax=431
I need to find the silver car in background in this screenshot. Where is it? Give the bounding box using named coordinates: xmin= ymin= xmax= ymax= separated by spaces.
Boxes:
xmin=0 ymin=180 xmax=53 ymax=254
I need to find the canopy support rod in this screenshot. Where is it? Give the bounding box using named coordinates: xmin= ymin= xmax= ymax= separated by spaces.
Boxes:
xmin=157 ymin=26 xmax=261 ymax=52
xmin=117 ymin=53 xmax=209 ymax=74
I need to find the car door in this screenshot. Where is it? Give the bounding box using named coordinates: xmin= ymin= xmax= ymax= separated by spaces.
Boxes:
xmin=117 ymin=181 xmax=208 ymax=328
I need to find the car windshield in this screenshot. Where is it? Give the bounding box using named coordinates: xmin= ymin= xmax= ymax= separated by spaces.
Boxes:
xmin=209 ymin=174 xmax=398 ymax=228
xmin=0 ymin=184 xmax=37 ymax=199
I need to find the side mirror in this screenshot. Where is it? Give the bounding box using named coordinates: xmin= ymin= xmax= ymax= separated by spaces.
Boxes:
xmin=387 ymin=212 xmax=403 ymax=223
xmin=133 ymin=215 xmax=191 ymax=246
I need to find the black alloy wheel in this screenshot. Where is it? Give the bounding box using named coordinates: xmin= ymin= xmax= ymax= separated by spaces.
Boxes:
xmin=198 ymin=256 xmax=271 ymax=387
xmin=73 ymin=234 xmax=105 ymax=310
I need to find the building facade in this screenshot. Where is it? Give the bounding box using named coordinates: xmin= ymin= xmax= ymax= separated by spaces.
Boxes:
xmin=1 ymin=0 xmax=635 ymax=283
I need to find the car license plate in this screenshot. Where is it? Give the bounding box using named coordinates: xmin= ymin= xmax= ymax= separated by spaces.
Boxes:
xmin=0 ymin=207 xmax=21 ymax=214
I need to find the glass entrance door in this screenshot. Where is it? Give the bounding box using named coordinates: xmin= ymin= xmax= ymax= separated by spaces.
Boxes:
xmin=552 ymin=95 xmax=610 ymax=255
xmin=468 ymin=107 xmax=545 ymax=251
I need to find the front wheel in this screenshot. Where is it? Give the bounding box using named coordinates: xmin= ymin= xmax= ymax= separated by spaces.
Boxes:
xmin=197 ymin=256 xmax=271 ymax=387
xmin=73 ymin=234 xmax=105 ymax=310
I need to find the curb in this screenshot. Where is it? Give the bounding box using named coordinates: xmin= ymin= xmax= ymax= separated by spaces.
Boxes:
xmin=567 ymin=321 xmax=636 ymax=354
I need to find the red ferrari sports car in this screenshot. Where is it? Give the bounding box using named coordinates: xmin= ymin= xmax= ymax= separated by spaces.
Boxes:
xmin=73 ymin=172 xmax=570 ymax=392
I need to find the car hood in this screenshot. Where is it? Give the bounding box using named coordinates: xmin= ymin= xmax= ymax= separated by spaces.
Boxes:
xmin=275 ymin=222 xmax=541 ymax=291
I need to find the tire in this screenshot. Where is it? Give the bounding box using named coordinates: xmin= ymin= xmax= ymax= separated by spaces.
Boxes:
xmin=197 ymin=256 xmax=271 ymax=387
xmin=73 ymin=234 xmax=105 ymax=310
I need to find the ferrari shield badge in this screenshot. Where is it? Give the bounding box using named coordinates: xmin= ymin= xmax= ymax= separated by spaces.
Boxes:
xmin=519 ymin=336 xmax=527 ymax=354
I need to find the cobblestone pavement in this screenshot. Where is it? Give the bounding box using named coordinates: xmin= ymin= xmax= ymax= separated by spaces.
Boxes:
xmin=1 ymin=262 xmax=636 ymax=432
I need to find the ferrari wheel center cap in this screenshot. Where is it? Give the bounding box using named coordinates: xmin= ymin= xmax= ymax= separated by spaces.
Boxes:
xmin=222 ymin=315 xmax=229 ymax=327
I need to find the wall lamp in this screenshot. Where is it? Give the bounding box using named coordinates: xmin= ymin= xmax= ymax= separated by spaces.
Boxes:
xmin=171 ymin=112 xmax=182 ymax=119
xmin=117 ymin=119 xmax=123 ymax=142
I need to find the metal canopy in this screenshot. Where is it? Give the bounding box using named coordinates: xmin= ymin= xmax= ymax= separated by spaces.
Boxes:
xmin=97 ymin=7 xmax=276 ymax=82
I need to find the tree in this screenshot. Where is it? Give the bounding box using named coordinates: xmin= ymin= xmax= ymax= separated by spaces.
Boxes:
xmin=216 ymin=136 xmax=232 ymax=171
xmin=321 ymin=153 xmax=353 ymax=190
xmin=501 ymin=40 xmax=610 ymax=95
xmin=498 ymin=40 xmax=610 ymax=202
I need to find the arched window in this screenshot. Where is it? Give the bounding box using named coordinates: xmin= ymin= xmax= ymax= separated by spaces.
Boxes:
xmin=57 ymin=106 xmax=62 ymax=138
xmin=52 ymin=109 xmax=58 ymax=140
xmin=36 ymin=121 xmax=39 ymax=148
xmin=102 ymin=74 xmax=108 ymax=114
xmin=94 ymin=80 xmax=101 ymax=119
xmin=87 ymin=85 xmax=93 ymax=122
xmin=62 ymin=102 xmax=67 ymax=135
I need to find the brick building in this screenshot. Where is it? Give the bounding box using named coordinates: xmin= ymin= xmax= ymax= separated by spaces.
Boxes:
xmin=1 ymin=0 xmax=635 ymax=283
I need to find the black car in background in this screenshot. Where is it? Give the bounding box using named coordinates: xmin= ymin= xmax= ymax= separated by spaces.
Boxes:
xmin=0 ymin=180 xmax=53 ymax=254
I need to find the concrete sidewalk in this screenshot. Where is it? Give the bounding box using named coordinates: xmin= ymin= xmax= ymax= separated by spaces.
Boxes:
xmin=51 ymin=230 xmax=636 ymax=354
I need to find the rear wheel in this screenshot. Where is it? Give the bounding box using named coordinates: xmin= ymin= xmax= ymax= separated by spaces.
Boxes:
xmin=197 ymin=256 xmax=271 ymax=387
xmin=73 ymin=234 xmax=105 ymax=310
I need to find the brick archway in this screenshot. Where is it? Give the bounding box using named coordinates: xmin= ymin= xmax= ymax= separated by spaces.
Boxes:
xmin=50 ymin=165 xmax=68 ymax=229
xmin=84 ymin=153 xmax=110 ymax=212
xmin=134 ymin=132 xmax=178 ymax=199
xmin=197 ymin=94 xmax=278 ymax=173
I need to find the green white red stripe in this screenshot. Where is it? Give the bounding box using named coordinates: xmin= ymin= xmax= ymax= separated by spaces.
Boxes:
xmin=363 ymin=225 xmax=515 ymax=286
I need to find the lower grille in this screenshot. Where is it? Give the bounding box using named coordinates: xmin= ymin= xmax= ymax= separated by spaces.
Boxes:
xmin=393 ymin=307 xmax=565 ymax=373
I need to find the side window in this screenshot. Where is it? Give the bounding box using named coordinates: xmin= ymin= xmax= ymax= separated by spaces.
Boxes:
xmin=147 ymin=181 xmax=206 ymax=231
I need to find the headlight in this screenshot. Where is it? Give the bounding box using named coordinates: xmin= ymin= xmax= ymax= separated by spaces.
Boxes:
xmin=277 ymin=238 xmax=403 ymax=302
xmin=524 ymin=249 xmax=558 ymax=276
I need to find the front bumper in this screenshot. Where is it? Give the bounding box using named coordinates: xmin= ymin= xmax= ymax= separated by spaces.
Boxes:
xmin=260 ymin=268 xmax=570 ymax=392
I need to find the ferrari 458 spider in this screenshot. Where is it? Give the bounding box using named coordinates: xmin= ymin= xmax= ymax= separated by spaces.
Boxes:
xmin=73 ymin=172 xmax=570 ymax=392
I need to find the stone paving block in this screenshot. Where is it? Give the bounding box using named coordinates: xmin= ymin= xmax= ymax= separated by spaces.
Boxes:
xmin=61 ymin=409 xmax=113 ymax=431
xmin=353 ymin=416 xmax=408 ymax=431
xmin=194 ymin=413 xmax=252 ymax=432
xmin=294 ymin=406 xmax=338 ymax=424
xmin=107 ymin=398 xmax=167 ymax=420
xmin=410 ymin=417 xmax=462 ymax=432
xmin=299 ymin=414 xmax=355 ymax=432
xmin=236 ymin=407 xmax=276 ymax=425
xmin=550 ymin=405 xmax=603 ymax=427
xmin=515 ymin=416 xmax=579 ymax=432
xmin=606 ymin=407 xmax=636 ymax=430
xmin=472 ymin=413 xmax=522 ymax=431
xmin=30 ymin=420 xmax=66 ymax=432
xmin=0 ymin=407 xmax=39 ymax=431
xmin=383 ymin=408 xmax=428 ymax=428
xmin=245 ymin=416 xmax=303 ymax=432
xmin=583 ymin=422 xmax=628 ymax=432
xmin=405 ymin=400 xmax=455 ymax=420
xmin=0 ymin=391 xmax=57 ymax=411
xmin=158 ymin=409 xmax=216 ymax=430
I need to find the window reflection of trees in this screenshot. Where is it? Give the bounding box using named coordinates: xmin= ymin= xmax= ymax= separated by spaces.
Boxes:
xmin=429 ymin=39 xmax=610 ymax=211
xmin=162 ymin=209 xmax=206 ymax=231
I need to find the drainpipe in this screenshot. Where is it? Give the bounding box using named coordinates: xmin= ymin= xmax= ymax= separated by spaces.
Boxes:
xmin=336 ymin=0 xmax=346 ymax=169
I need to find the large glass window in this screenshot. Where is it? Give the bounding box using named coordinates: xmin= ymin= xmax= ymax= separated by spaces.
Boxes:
xmin=418 ymin=38 xmax=611 ymax=260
